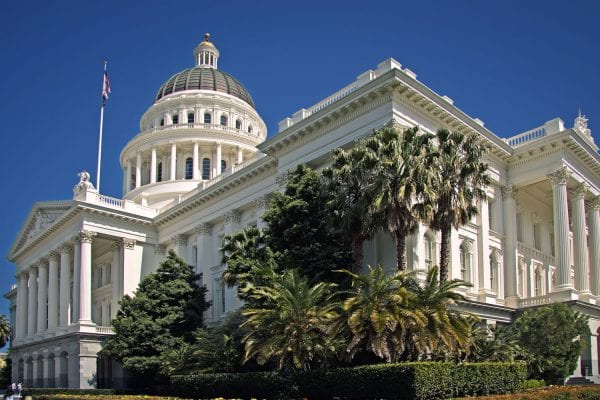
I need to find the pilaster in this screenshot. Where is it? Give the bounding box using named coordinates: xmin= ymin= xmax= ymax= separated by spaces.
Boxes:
xmin=170 ymin=141 xmax=177 ymax=180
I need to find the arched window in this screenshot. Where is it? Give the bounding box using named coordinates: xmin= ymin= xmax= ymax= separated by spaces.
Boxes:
xmin=235 ymin=119 xmax=242 ymax=129
xmin=490 ymin=249 xmax=501 ymax=294
xmin=172 ymin=114 xmax=179 ymax=125
xmin=188 ymin=112 xmax=195 ymax=124
xmin=185 ymin=158 xmax=193 ymax=179
xmin=221 ymin=160 xmax=227 ymax=173
xmin=534 ymin=267 xmax=543 ymax=296
xmin=202 ymin=158 xmax=211 ymax=180
xmin=424 ymin=232 xmax=436 ymax=269
xmin=248 ymin=125 xmax=253 ymax=134
xmin=220 ymin=115 xmax=228 ymax=126
xmin=459 ymin=240 xmax=472 ymax=283
xmin=204 ymin=113 xmax=212 ymax=124
xmin=160 ymin=118 xmax=165 ymax=126
xmin=157 ymin=162 xmax=162 ymax=182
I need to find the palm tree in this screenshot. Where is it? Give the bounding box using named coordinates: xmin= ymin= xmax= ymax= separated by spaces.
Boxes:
xmin=323 ymin=144 xmax=380 ymax=273
xmin=0 ymin=315 xmax=10 ymax=348
xmin=333 ymin=265 xmax=425 ymax=363
xmin=241 ymin=269 xmax=340 ymax=372
xmin=366 ymin=126 xmax=434 ymax=270
xmin=428 ymin=129 xmax=490 ymax=281
xmin=404 ymin=266 xmax=471 ymax=359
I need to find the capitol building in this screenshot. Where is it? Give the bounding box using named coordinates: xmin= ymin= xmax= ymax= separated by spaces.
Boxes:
xmin=5 ymin=34 xmax=600 ymax=388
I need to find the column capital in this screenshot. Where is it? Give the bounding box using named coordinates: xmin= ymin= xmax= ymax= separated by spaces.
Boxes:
xmin=58 ymin=243 xmax=73 ymax=254
xmin=589 ymin=195 xmax=600 ymax=211
xmin=122 ymin=237 xmax=136 ymax=250
xmin=223 ymin=210 xmax=241 ymax=224
xmin=501 ymin=185 xmax=517 ymax=200
xmin=37 ymin=257 xmax=48 ymax=268
xmin=195 ymin=223 xmax=212 ymax=235
xmin=254 ymin=194 xmax=271 ymax=210
xmin=48 ymin=251 xmax=59 ymax=262
xmin=548 ymin=167 xmax=569 ymax=186
xmin=171 ymin=234 xmax=188 ymax=246
xmin=77 ymin=230 xmax=97 ymax=244
xmin=154 ymin=244 xmax=166 ymax=255
xmin=573 ymin=183 xmax=589 ymax=199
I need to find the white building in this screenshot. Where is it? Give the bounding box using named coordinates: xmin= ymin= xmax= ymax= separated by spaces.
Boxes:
xmin=5 ymin=34 xmax=600 ymax=388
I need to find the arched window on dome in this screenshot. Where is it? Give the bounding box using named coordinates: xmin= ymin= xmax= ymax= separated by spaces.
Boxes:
xmin=188 ymin=112 xmax=195 ymax=124
xmin=221 ymin=160 xmax=227 ymax=173
xmin=202 ymin=158 xmax=211 ymax=180
xmin=185 ymin=158 xmax=193 ymax=180
xmin=157 ymin=162 xmax=163 ymax=182
xmin=204 ymin=113 xmax=212 ymax=124
xmin=172 ymin=114 xmax=179 ymax=125
xmin=220 ymin=115 xmax=228 ymax=127
xmin=235 ymin=119 xmax=242 ymax=130
xmin=248 ymin=125 xmax=253 ymax=134
xmin=160 ymin=118 xmax=165 ymax=127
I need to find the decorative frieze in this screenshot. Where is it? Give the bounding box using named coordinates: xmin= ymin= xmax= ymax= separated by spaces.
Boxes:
xmin=547 ymin=167 xmax=569 ymax=186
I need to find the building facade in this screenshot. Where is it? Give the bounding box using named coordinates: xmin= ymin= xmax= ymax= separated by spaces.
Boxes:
xmin=5 ymin=35 xmax=600 ymax=388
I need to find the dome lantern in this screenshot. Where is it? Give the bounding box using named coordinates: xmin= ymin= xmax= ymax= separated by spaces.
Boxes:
xmin=193 ymin=33 xmax=220 ymax=69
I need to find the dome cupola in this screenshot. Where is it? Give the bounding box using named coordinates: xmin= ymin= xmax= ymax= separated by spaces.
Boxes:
xmin=194 ymin=33 xmax=219 ymax=69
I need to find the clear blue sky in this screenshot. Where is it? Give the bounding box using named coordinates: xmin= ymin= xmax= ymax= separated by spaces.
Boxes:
xmin=1 ymin=0 xmax=598 ymax=337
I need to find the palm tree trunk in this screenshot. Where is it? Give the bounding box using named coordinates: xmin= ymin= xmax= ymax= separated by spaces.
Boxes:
xmin=395 ymin=231 xmax=407 ymax=271
xmin=352 ymin=236 xmax=365 ymax=274
xmin=439 ymin=226 xmax=451 ymax=281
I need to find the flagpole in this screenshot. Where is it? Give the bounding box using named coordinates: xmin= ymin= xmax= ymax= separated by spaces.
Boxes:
xmin=96 ymin=61 xmax=107 ymax=193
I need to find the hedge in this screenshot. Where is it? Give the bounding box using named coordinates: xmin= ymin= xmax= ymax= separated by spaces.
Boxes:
xmin=171 ymin=361 xmax=527 ymax=400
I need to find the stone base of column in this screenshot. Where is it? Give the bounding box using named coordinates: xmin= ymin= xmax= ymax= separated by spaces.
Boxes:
xmin=478 ymin=289 xmax=497 ymax=304
xmin=550 ymin=286 xmax=579 ymax=302
xmin=579 ymin=291 xmax=597 ymax=304
xmin=505 ymin=295 xmax=520 ymax=308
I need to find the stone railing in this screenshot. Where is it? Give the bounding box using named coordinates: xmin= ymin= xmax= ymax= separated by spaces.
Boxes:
xmin=505 ymin=118 xmax=565 ymax=148
xmin=519 ymin=294 xmax=553 ymax=308
xmin=517 ymin=242 xmax=555 ymax=265
xmin=147 ymin=122 xmax=262 ymax=139
xmin=95 ymin=326 xmax=114 ymax=334
xmin=74 ymin=190 xmax=159 ymax=218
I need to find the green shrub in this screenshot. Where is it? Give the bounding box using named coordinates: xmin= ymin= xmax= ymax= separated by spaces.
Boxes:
xmin=25 ymin=388 xmax=119 ymax=396
xmin=172 ymin=361 xmax=525 ymax=400
xmin=521 ymin=379 xmax=546 ymax=390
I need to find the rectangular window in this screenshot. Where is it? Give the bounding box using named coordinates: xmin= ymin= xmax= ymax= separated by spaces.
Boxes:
xmin=213 ymin=278 xmax=225 ymax=318
xmin=533 ymin=223 xmax=542 ymax=250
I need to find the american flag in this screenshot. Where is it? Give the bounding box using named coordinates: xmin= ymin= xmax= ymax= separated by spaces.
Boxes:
xmin=102 ymin=63 xmax=111 ymax=106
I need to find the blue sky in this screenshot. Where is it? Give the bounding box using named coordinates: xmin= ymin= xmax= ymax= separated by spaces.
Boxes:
xmin=0 ymin=0 xmax=598 ymax=340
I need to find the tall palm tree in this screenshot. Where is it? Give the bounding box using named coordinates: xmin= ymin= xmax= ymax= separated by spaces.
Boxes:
xmin=404 ymin=266 xmax=471 ymax=359
xmin=323 ymin=144 xmax=380 ymax=273
xmin=0 ymin=315 xmax=10 ymax=348
xmin=429 ymin=129 xmax=490 ymax=281
xmin=366 ymin=126 xmax=434 ymax=270
xmin=333 ymin=265 xmax=425 ymax=363
xmin=241 ymin=269 xmax=340 ymax=372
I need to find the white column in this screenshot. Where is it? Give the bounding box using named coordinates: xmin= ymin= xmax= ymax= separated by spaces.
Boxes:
xmin=193 ymin=141 xmax=199 ymax=179
xmin=135 ymin=152 xmax=142 ymax=188
xmin=37 ymin=260 xmax=48 ymax=333
xmin=170 ymin=141 xmax=177 ymax=180
xmin=121 ymin=238 xmax=138 ymax=297
xmin=572 ymin=184 xmax=590 ymax=294
xmin=588 ymin=197 xmax=600 ymax=296
xmin=237 ymin=146 xmax=243 ymax=164
xmin=150 ymin=146 xmax=157 ymax=184
xmin=477 ymin=195 xmax=493 ymax=301
xmin=47 ymin=252 xmax=59 ymax=330
xmin=78 ymin=230 xmax=96 ymax=324
xmin=16 ymin=273 xmax=28 ymax=338
xmin=502 ymin=186 xmax=519 ymax=306
xmin=126 ymin=160 xmax=132 ymax=192
xmin=72 ymin=241 xmax=81 ymax=322
xmin=111 ymin=242 xmax=120 ymax=319
xmin=27 ymin=267 xmax=38 ymax=336
xmin=41 ymin=357 xmax=49 ymax=388
xmin=216 ymin=142 xmax=222 ymax=176
xmin=195 ymin=224 xmax=212 ymax=275
xmin=548 ymin=168 xmax=572 ymax=288
xmin=59 ymin=244 xmax=72 ymax=327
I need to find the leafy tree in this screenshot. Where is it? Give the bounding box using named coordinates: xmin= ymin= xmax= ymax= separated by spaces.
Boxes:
xmin=468 ymin=324 xmax=521 ymax=362
xmin=241 ymin=268 xmax=340 ymax=372
xmin=0 ymin=315 xmax=10 ymax=348
xmin=324 ymin=145 xmax=380 ymax=273
xmin=263 ymin=164 xmax=352 ymax=284
xmin=102 ymin=251 xmax=209 ymax=383
xmin=428 ymin=129 xmax=490 ymax=281
xmin=365 ymin=126 xmax=434 ymax=270
xmin=513 ymin=303 xmax=589 ymax=383
xmin=333 ymin=265 xmax=424 ymax=363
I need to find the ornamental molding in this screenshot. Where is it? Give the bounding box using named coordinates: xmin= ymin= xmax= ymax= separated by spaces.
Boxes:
xmin=122 ymin=238 xmax=136 ymax=250
xmin=77 ymin=230 xmax=97 ymax=244
xmin=195 ymin=223 xmax=213 ymax=235
xmin=501 ymin=186 xmax=517 ymax=200
xmin=460 ymin=239 xmax=474 ymax=252
xmin=224 ymin=210 xmax=241 ymax=225
xmin=547 ymin=167 xmax=569 ymax=186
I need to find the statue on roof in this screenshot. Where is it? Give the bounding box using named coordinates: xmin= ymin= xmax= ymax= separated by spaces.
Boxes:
xmin=73 ymin=170 xmax=96 ymax=199
xmin=574 ymin=109 xmax=592 ymax=139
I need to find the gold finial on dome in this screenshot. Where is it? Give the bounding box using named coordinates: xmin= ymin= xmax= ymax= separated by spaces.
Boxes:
xmin=204 ymin=33 xmax=211 ymax=42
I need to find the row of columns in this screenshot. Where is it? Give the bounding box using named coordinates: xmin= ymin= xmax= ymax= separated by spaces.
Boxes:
xmin=503 ymin=167 xmax=600 ymax=303
xmin=125 ymin=140 xmax=245 ymax=192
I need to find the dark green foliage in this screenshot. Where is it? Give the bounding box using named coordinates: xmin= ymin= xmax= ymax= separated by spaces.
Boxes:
xmin=0 ymin=357 xmax=11 ymax=386
xmin=0 ymin=314 xmax=10 ymax=348
xmin=171 ymin=362 xmax=525 ymax=400
xmin=513 ymin=303 xmax=589 ymax=383
xmin=262 ymin=164 xmax=352 ymax=284
xmin=521 ymin=379 xmax=546 ymax=389
xmin=101 ymin=251 xmax=209 ymax=383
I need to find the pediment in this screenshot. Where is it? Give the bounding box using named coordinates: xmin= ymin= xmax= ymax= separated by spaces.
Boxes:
xmin=9 ymin=201 xmax=75 ymax=260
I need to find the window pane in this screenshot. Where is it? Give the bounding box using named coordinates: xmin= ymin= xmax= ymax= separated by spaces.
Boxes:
xmin=221 ymin=160 xmax=226 ymax=173
xmin=204 ymin=113 xmax=211 ymax=124
xmin=220 ymin=115 xmax=227 ymax=126
xmin=157 ymin=162 xmax=162 ymax=182
xmin=188 ymin=113 xmax=195 ymax=124
xmin=185 ymin=158 xmax=193 ymax=179
xmin=202 ymin=158 xmax=210 ymax=180
xmin=172 ymin=114 xmax=179 ymax=124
